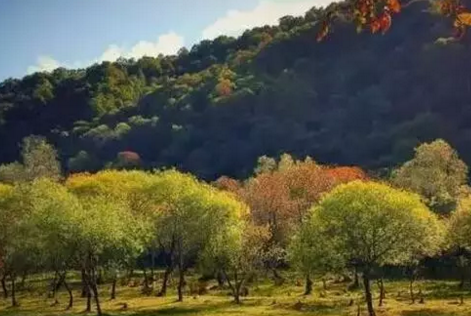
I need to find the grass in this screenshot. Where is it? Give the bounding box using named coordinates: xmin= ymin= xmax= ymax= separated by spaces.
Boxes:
xmin=0 ymin=274 xmax=470 ymax=316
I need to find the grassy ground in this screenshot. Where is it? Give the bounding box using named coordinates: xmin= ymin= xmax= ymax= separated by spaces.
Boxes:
xmin=0 ymin=274 xmax=470 ymax=316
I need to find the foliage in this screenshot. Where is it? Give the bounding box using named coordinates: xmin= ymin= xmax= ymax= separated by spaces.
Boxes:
xmin=1 ymin=4 xmax=471 ymax=180
xmin=315 ymin=0 xmax=471 ymax=42
xmin=296 ymin=181 xmax=444 ymax=315
xmin=200 ymin=222 xmax=269 ymax=303
xmin=447 ymin=194 xmax=471 ymax=250
xmin=392 ymin=139 xmax=468 ymax=214
xmin=315 ymin=181 xmax=444 ymax=267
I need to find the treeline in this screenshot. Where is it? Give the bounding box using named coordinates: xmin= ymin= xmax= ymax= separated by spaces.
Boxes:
xmin=1 ymin=3 xmax=471 ymax=179
xmin=1 ymin=136 xmax=471 ymax=316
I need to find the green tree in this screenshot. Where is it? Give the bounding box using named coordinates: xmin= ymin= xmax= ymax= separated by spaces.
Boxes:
xmin=288 ymin=215 xmax=345 ymax=295
xmin=21 ymin=136 xmax=61 ymax=182
xmin=26 ymin=179 xmax=81 ymax=309
xmin=0 ymin=183 xmax=14 ymax=299
xmin=200 ymin=222 xmax=268 ymax=303
xmin=0 ymin=136 xmax=61 ymax=183
xmin=66 ymin=170 xmax=154 ymax=302
xmin=447 ymin=195 xmax=471 ymax=290
xmin=0 ymin=183 xmax=40 ymax=307
xmin=143 ymin=170 xmax=243 ymax=301
xmin=0 ymin=162 xmax=27 ymax=184
xmin=73 ymin=194 xmax=147 ymax=316
xmin=301 ymin=181 xmax=443 ymax=316
xmin=392 ymin=139 xmax=468 ymax=214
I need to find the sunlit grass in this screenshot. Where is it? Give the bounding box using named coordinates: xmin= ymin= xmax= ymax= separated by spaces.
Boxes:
xmin=0 ymin=274 xmax=469 ymax=316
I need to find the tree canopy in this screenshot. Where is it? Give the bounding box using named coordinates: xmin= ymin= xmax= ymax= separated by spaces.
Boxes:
xmin=0 ymin=2 xmax=470 ymax=180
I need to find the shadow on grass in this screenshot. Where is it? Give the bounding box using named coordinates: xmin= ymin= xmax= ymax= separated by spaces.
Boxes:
xmin=275 ymin=300 xmax=345 ymax=316
xmin=123 ymin=300 xmax=237 ymax=316
xmin=422 ymin=282 xmax=468 ymax=300
xmin=401 ymin=309 xmax=462 ymax=316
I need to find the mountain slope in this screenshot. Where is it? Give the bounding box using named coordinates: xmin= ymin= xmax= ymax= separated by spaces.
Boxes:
xmin=0 ymin=3 xmax=470 ymax=179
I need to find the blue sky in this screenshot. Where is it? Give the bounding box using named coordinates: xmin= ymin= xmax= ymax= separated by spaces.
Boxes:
xmin=0 ymin=0 xmax=331 ymax=81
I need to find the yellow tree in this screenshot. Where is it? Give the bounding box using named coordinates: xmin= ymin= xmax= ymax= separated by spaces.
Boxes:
xmin=142 ymin=169 xmax=247 ymax=301
xmin=66 ymin=171 xmax=153 ymax=313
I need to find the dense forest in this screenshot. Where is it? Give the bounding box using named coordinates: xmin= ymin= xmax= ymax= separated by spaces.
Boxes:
xmin=1 ymin=1 xmax=471 ymax=180
xmin=4 ymin=2 xmax=471 ymax=316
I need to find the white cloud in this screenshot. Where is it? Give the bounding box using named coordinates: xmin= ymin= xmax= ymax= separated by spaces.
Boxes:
xmin=98 ymin=32 xmax=185 ymax=62
xmin=202 ymin=0 xmax=332 ymax=40
xmin=27 ymin=56 xmax=63 ymax=74
xmin=27 ymin=31 xmax=184 ymax=74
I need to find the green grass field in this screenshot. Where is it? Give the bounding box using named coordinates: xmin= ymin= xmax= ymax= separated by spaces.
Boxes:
xmin=1 ymin=275 xmax=470 ymax=316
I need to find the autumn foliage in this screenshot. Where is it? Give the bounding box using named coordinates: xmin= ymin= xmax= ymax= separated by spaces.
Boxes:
xmin=215 ymin=154 xmax=368 ymax=247
xmin=317 ymin=0 xmax=471 ymax=41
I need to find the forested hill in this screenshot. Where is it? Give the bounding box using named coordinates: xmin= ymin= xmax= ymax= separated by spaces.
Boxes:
xmin=0 ymin=2 xmax=470 ymax=179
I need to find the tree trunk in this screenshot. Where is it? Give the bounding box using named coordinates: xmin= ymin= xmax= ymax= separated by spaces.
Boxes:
xmin=234 ymin=286 xmax=241 ymax=304
xmin=63 ymin=279 xmax=73 ymax=310
xmin=222 ymin=270 xmax=239 ymax=304
xmin=377 ymin=279 xmax=385 ymax=307
xmin=85 ymin=282 xmax=92 ymax=312
xmin=52 ymin=272 xmax=64 ymax=306
xmin=1 ymin=275 xmax=8 ymax=298
xmin=304 ymin=274 xmax=313 ymax=295
xmin=363 ymin=272 xmax=375 ymax=316
xmin=234 ymin=272 xmax=244 ymax=305
xmin=216 ymin=271 xmax=225 ymax=288
xmin=273 ymin=269 xmax=284 ymax=285
xmin=11 ymin=275 xmax=18 ymax=307
xmin=158 ymin=266 xmax=172 ymax=297
xmin=177 ymin=239 xmax=184 ymax=302
xmin=81 ymin=269 xmax=88 ymax=298
xmin=150 ymin=251 xmax=155 ymax=284
xmin=111 ymin=277 xmax=117 ymax=300
xmin=158 ymin=243 xmax=175 ymax=297
xmin=409 ymin=276 xmax=415 ymax=304
xmin=177 ymin=267 xmax=185 ymax=302
xmin=143 ymin=269 xmax=151 ymax=295
xmin=91 ymin=281 xmax=102 ymax=316
xmin=322 ymin=278 xmax=327 ymax=290
xmin=352 ymin=267 xmax=360 ymax=289
xmin=50 ymin=271 xmax=59 ymax=301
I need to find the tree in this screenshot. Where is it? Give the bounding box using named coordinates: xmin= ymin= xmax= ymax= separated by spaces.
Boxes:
xmin=66 ymin=170 xmax=154 ymax=302
xmin=143 ymin=169 xmax=244 ymax=301
xmin=288 ymin=216 xmax=345 ymax=295
xmin=72 ymin=194 xmax=147 ymax=316
xmin=200 ymin=222 xmax=269 ymax=303
xmin=0 ymin=182 xmax=40 ymax=307
xmin=0 ymin=136 xmax=61 ymax=184
xmin=21 ymin=179 xmax=81 ymax=309
xmin=315 ymin=0 xmax=471 ymax=41
xmin=392 ymin=139 xmax=468 ymax=214
xmin=21 ymin=136 xmax=61 ymax=181
xmin=219 ymin=155 xmax=367 ymax=284
xmin=67 ymin=151 xmax=100 ymax=173
xmin=447 ymin=195 xmax=471 ymax=290
xmin=0 ymin=183 xmax=13 ymax=300
xmin=0 ymin=163 xmax=27 ymax=184
xmin=115 ymin=151 xmax=141 ymax=169
xmin=302 ymin=181 xmax=443 ymax=316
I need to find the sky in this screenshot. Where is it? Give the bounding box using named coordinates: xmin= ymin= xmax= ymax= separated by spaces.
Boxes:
xmin=0 ymin=0 xmax=333 ymax=81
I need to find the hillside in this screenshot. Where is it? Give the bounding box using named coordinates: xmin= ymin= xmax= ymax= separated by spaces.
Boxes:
xmin=0 ymin=2 xmax=470 ymax=179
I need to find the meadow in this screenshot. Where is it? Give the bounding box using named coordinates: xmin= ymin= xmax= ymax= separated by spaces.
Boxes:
xmin=1 ymin=273 xmax=470 ymax=316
